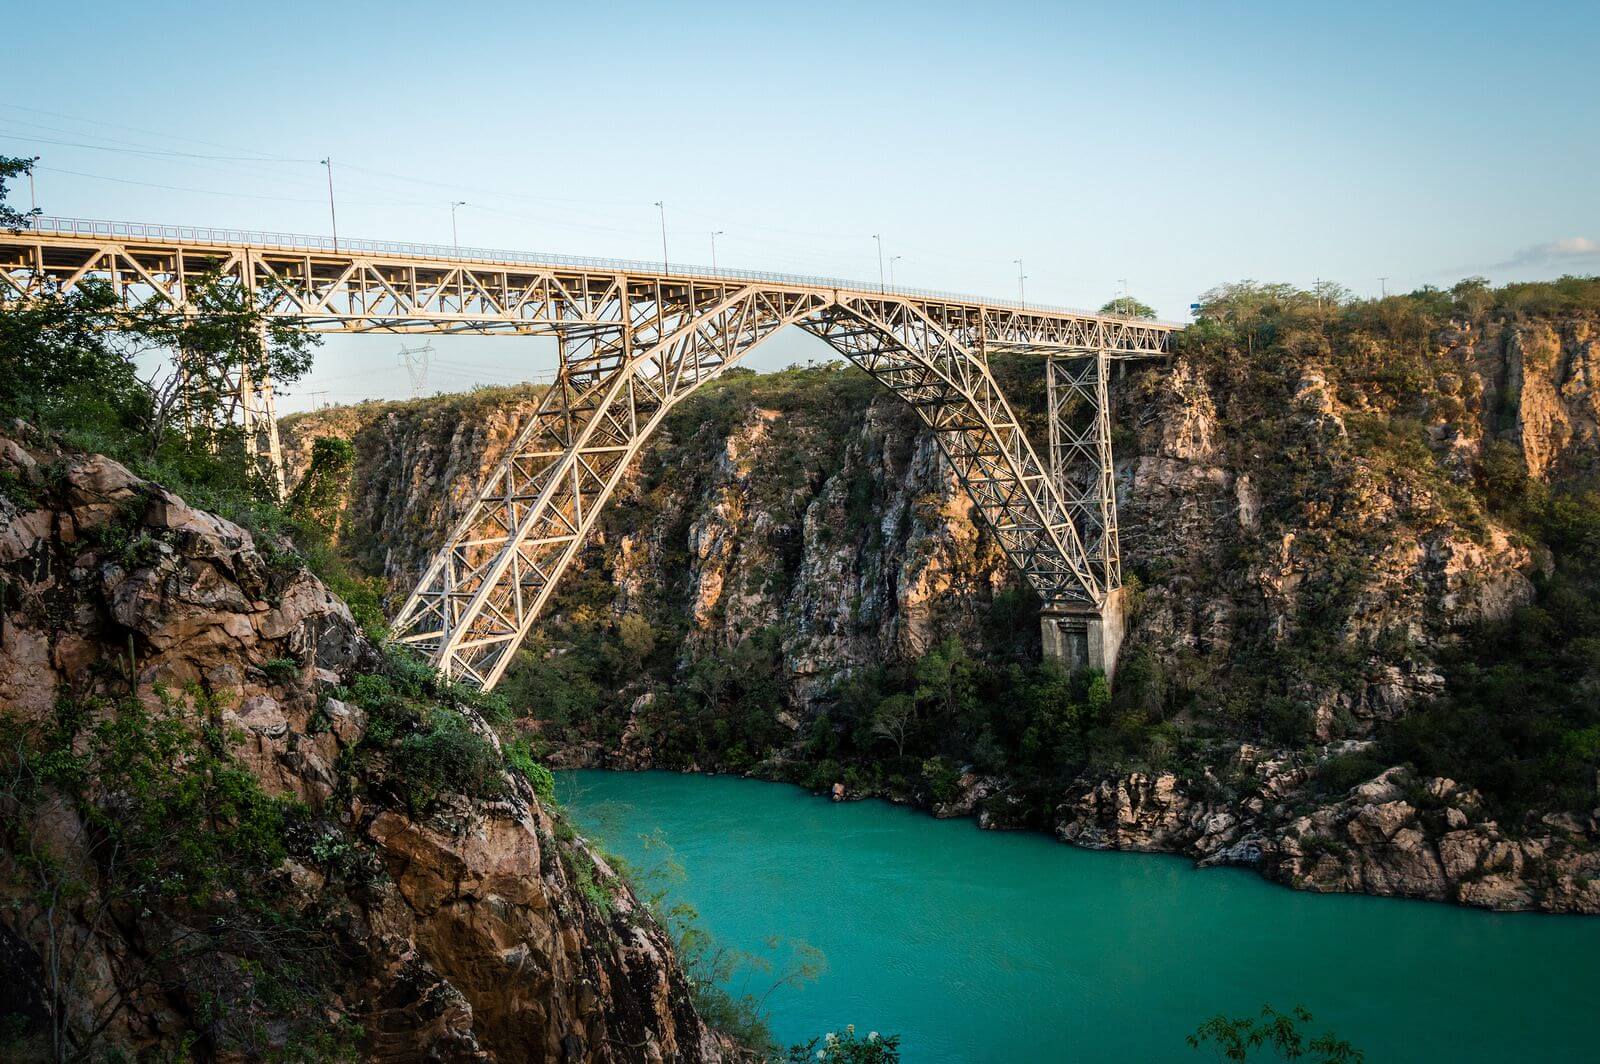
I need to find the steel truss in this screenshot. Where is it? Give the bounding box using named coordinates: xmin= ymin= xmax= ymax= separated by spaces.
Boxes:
xmin=1 ymin=220 xmax=1177 ymax=688
xmin=1046 ymin=351 xmax=1119 ymax=593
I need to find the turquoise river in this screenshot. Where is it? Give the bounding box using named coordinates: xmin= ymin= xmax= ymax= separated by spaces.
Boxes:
xmin=558 ymin=770 xmax=1600 ymax=1063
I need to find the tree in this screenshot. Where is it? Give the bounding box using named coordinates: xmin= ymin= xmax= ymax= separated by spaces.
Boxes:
xmin=0 ymin=155 xmax=40 ymax=232
xmin=1188 ymin=1005 xmax=1364 ymax=1063
xmin=870 ymin=693 xmax=917 ymax=757
xmin=1100 ymin=295 xmax=1157 ymax=320
xmin=141 ymin=275 xmax=320 ymax=465
xmin=0 ymin=280 xmax=143 ymax=423
xmin=618 ymin=613 xmax=658 ymax=666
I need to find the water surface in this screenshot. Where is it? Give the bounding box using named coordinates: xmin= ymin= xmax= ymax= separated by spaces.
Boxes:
xmin=559 ymin=770 xmax=1600 ymax=1062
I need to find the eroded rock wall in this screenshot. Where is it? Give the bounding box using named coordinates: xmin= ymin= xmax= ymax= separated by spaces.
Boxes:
xmin=0 ymin=427 xmax=735 ymax=1062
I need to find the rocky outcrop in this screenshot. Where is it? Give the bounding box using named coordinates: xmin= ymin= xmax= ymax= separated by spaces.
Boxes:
xmin=0 ymin=427 xmax=736 ymax=1062
xmin=1050 ymin=756 xmax=1600 ymax=914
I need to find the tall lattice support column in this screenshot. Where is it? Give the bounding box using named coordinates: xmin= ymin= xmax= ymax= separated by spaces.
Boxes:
xmin=172 ymin=327 xmax=286 ymax=496
xmin=218 ymin=326 xmax=287 ymax=496
xmin=1042 ymin=347 xmax=1125 ymax=678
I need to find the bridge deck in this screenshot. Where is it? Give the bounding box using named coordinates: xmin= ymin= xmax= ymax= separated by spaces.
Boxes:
xmin=1 ymin=216 xmax=1180 ymax=353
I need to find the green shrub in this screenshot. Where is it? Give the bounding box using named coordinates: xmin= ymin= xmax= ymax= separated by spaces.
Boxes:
xmin=260 ymin=657 xmax=301 ymax=683
xmin=506 ymin=738 xmax=557 ymax=804
xmin=1316 ymin=751 xmax=1386 ymax=794
xmin=787 ymin=1026 xmax=902 ymax=1064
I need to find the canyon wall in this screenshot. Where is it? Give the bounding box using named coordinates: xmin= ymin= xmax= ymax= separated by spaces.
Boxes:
xmin=278 ymin=312 xmax=1600 ymax=913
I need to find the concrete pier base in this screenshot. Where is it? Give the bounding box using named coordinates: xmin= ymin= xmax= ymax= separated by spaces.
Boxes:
xmin=1040 ymin=587 xmax=1127 ymax=683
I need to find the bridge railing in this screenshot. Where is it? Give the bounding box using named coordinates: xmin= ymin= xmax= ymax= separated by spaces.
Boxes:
xmin=21 ymin=215 xmax=1185 ymax=329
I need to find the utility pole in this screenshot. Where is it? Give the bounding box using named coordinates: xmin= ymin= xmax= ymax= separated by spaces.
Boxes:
xmin=890 ymin=254 xmax=903 ymax=286
xmin=320 ymin=157 xmax=340 ymax=252
xmin=27 ymin=156 xmax=38 ymax=212
xmin=1314 ymin=277 xmax=1323 ymax=313
xmin=450 ymin=201 xmax=467 ymax=250
xmin=1379 ymin=276 xmax=1389 ymax=298
xmin=654 ymin=201 xmax=669 ymax=274
xmin=1014 ymin=259 xmax=1027 ymax=310
xmin=873 ymin=234 xmax=885 ymax=293
xmin=710 ymin=230 xmax=724 ymax=271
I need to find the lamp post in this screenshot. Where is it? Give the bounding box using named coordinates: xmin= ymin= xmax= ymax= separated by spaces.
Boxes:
xmin=320 ymin=157 xmax=339 ymax=252
xmin=873 ymin=234 xmax=885 ymax=293
xmin=710 ymin=230 xmax=725 ymax=271
xmin=1013 ymin=259 xmax=1027 ymax=310
xmin=654 ymin=201 xmax=669 ymax=273
xmin=450 ymin=201 xmax=467 ymax=250
xmin=889 ymin=254 xmax=903 ymax=287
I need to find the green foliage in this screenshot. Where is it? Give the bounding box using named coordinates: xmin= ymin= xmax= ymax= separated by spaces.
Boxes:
xmin=286 ymin=435 xmax=356 ymax=536
xmin=786 ymin=1026 xmax=902 ymax=1063
xmin=1187 ymin=1005 xmax=1363 ymax=1063
xmin=340 ymin=648 xmax=521 ymax=815
xmin=0 ymin=688 xmax=358 ymax=1058
xmin=1315 ymin=750 xmax=1387 ymax=795
xmin=0 ymin=154 xmax=39 ymax=231
xmin=260 ymin=656 xmax=301 ymax=683
xmin=1100 ymin=295 xmax=1157 ymax=320
xmin=0 ymin=279 xmax=147 ymax=428
xmin=505 ymin=737 xmax=557 ymax=804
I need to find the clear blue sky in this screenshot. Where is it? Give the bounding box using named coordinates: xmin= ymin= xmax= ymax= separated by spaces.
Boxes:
xmin=6 ymin=1 xmax=1597 ymax=408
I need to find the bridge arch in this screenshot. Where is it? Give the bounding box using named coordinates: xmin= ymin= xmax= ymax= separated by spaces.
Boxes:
xmin=391 ymin=286 xmax=1104 ymax=689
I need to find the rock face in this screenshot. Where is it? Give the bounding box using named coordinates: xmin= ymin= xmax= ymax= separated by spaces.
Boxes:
xmin=1053 ymin=753 xmax=1600 ymax=913
xmin=276 ymin=315 xmax=1600 ymax=915
xmin=0 ymin=427 xmax=734 ymax=1062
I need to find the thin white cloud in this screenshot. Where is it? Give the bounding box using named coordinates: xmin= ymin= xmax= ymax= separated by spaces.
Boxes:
xmin=1500 ymin=236 xmax=1600 ymax=268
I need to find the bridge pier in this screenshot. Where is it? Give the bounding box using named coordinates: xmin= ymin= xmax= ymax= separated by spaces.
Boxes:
xmin=1040 ymin=587 xmax=1126 ymax=682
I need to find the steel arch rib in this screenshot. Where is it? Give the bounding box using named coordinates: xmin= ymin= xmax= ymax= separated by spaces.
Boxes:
xmin=393 ymin=290 xmax=1109 ymax=690
xmin=390 ymin=285 xmax=831 ymax=687
xmin=799 ymin=297 xmax=1102 ymax=609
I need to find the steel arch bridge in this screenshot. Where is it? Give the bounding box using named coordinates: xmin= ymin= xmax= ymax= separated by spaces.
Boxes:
xmin=1 ymin=217 xmax=1179 ymax=688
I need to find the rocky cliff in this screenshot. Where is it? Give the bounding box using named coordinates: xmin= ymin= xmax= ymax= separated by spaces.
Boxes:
xmin=279 ymin=291 xmax=1600 ymax=914
xmin=0 ymin=425 xmax=738 ymax=1062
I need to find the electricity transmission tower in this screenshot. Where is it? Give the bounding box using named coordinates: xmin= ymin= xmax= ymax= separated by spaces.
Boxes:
xmin=398 ymin=342 xmax=434 ymax=397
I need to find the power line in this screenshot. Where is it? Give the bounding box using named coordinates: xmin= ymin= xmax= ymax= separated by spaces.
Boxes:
xmin=31 ymin=164 xmax=327 ymax=204
xmin=0 ymin=128 xmax=316 ymax=163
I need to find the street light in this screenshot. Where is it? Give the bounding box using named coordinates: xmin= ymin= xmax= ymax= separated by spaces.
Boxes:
xmin=450 ymin=201 xmax=467 ymax=250
xmin=320 ymin=157 xmax=339 ymax=252
xmin=710 ymin=230 xmax=725 ymax=271
xmin=654 ymin=201 xmax=669 ymax=273
xmin=1013 ymin=259 xmax=1027 ymax=310
xmin=889 ymin=255 xmax=903 ymax=287
xmin=873 ymin=234 xmax=885 ymax=293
